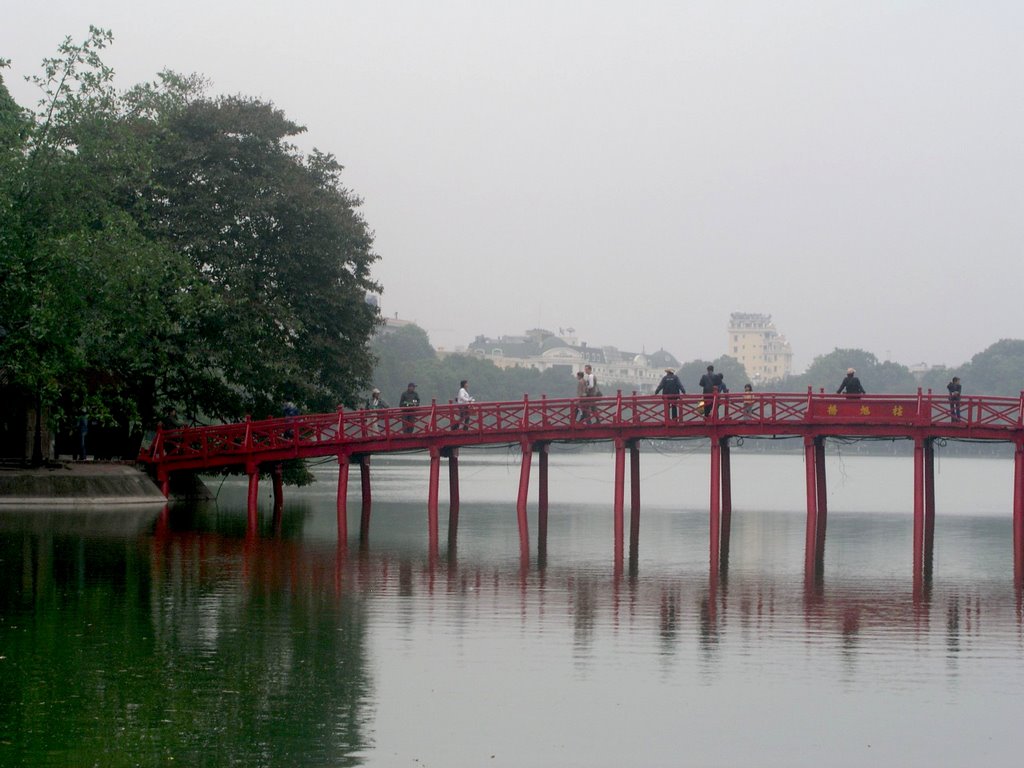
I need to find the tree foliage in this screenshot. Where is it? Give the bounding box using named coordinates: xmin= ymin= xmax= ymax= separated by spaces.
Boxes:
xmin=0 ymin=29 xmax=380 ymax=459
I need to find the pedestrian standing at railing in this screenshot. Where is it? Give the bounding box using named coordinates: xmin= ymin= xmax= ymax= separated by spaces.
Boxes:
xmin=655 ymin=368 xmax=685 ymax=419
xmin=947 ymin=377 xmax=962 ymax=422
xmin=366 ymin=388 xmax=389 ymax=433
xmin=584 ymin=364 xmax=601 ymax=422
xmin=457 ymin=380 xmax=475 ymax=430
xmin=699 ymin=365 xmax=716 ymax=416
xmin=743 ymin=383 xmax=755 ymax=417
xmin=399 ymin=382 xmax=420 ymax=433
xmin=836 ymin=368 xmax=865 ymax=395
xmin=282 ymin=399 xmax=299 ymax=438
xmin=575 ymin=371 xmax=589 ymax=423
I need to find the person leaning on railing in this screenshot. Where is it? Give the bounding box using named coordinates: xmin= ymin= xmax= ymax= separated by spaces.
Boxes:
xmin=836 ymin=368 xmax=865 ymax=395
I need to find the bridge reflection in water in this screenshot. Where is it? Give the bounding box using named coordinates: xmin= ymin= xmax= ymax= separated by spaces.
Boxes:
xmin=142 ymin=389 xmax=1024 ymax=583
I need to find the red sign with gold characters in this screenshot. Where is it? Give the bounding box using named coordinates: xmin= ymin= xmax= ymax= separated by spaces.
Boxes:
xmin=810 ymin=397 xmax=921 ymax=423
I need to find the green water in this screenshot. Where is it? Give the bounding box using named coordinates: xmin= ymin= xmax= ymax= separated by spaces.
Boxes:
xmin=2 ymin=451 xmax=1023 ymax=766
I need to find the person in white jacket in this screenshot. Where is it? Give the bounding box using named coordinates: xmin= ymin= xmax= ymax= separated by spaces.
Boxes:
xmin=457 ymin=380 xmax=476 ymax=430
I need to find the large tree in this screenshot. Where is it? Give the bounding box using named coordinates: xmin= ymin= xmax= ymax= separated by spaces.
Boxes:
xmin=0 ymin=30 xmax=381 ymax=460
xmin=131 ymin=93 xmax=381 ymax=419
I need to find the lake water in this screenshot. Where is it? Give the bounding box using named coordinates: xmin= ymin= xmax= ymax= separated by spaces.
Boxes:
xmin=2 ymin=447 xmax=1023 ymax=767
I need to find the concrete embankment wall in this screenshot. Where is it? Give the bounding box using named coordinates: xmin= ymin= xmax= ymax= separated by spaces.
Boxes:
xmin=0 ymin=463 xmax=166 ymax=506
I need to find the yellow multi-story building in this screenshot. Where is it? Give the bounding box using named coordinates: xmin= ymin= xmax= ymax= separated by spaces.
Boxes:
xmin=727 ymin=313 xmax=793 ymax=383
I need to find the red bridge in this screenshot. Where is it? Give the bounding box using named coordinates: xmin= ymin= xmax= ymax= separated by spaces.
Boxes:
xmin=140 ymin=389 xmax=1024 ymax=582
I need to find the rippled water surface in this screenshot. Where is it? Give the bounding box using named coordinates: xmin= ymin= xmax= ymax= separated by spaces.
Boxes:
xmin=2 ymin=450 xmax=1023 ymax=766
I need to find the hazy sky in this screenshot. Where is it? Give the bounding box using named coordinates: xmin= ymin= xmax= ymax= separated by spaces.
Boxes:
xmin=5 ymin=1 xmax=1022 ymax=370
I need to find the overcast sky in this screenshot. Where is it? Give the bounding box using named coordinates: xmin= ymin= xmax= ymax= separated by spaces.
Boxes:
xmin=5 ymin=1 xmax=1022 ymax=370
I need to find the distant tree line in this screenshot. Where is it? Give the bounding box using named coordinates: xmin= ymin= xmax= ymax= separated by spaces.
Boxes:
xmin=765 ymin=341 xmax=1024 ymax=398
xmin=0 ymin=29 xmax=380 ymax=461
xmin=371 ymin=325 xmax=1024 ymax=406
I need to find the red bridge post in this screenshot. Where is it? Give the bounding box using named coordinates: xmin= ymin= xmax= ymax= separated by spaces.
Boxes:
xmin=246 ymin=461 xmax=259 ymax=534
xmin=614 ymin=438 xmax=626 ymax=566
xmin=537 ymin=443 xmax=549 ymax=554
xmin=359 ymin=455 xmax=371 ymax=543
xmin=1014 ymin=441 xmax=1024 ymax=584
xmin=337 ymin=454 xmax=350 ymax=543
xmin=447 ymin=448 xmax=460 ymax=550
xmin=272 ymin=463 xmax=284 ymax=511
xmin=710 ymin=436 xmax=721 ymax=574
xmin=720 ymin=439 xmax=732 ymax=569
xmin=924 ymin=438 xmax=936 ymax=577
xmin=428 ymin=447 xmax=441 ymax=558
xmin=814 ymin=437 xmax=828 ymax=564
xmin=803 ymin=436 xmax=818 ymax=580
xmin=516 ymin=441 xmax=532 ymax=559
xmin=629 ymin=440 xmax=641 ymax=562
xmin=913 ymin=437 xmax=926 ymax=580
xmin=359 ymin=455 xmax=371 ymax=509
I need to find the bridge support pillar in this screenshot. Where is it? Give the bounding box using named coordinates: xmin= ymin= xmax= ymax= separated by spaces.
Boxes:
xmin=447 ymin=448 xmax=460 ymax=549
xmin=516 ymin=441 xmax=532 ymax=560
xmin=337 ymin=454 xmax=350 ymax=543
xmin=428 ymin=447 xmax=441 ymax=558
xmin=1014 ymin=442 xmax=1024 ymax=584
xmin=358 ymin=456 xmax=371 ymax=542
xmin=913 ymin=436 xmax=937 ymax=581
xmin=272 ymin=463 xmax=284 ymax=513
xmin=247 ymin=462 xmax=259 ymax=534
xmin=803 ymin=437 xmax=818 ymax=579
xmin=629 ymin=440 xmax=641 ymax=564
xmin=614 ymin=439 xmax=626 ymax=566
xmin=924 ymin=439 xmax=936 ymax=579
xmin=814 ymin=437 xmax=828 ymax=565
xmin=720 ymin=439 xmax=732 ymax=571
xmin=537 ymin=443 xmax=549 ymax=556
xmin=710 ymin=436 xmax=721 ymax=575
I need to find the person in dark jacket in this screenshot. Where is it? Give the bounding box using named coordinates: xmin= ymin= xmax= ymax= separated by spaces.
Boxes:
xmin=398 ymin=382 xmax=420 ymax=433
xmin=947 ymin=377 xmax=962 ymax=422
xmin=837 ymin=368 xmax=865 ymax=395
xmin=698 ymin=365 xmax=716 ymax=416
xmin=655 ymin=368 xmax=685 ymax=419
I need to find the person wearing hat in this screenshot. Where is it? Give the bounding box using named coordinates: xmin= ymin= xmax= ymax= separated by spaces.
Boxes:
xmin=398 ymin=382 xmax=421 ymax=433
xmin=366 ymin=388 xmax=388 ymax=409
xmin=366 ymin=387 xmax=389 ymax=434
xmin=655 ymin=368 xmax=686 ymax=419
xmin=836 ymin=368 xmax=865 ymax=395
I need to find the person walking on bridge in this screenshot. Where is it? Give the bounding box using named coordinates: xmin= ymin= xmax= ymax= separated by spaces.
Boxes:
xmin=837 ymin=368 xmax=865 ymax=395
xmin=457 ymin=380 xmax=476 ymax=430
xmin=655 ymin=368 xmax=685 ymax=419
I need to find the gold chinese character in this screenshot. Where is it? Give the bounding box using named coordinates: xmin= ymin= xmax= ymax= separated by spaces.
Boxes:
xmin=827 ymin=404 xmax=838 ymax=416
xmin=892 ymin=405 xmax=903 ymax=417
xmin=859 ymin=406 xmax=871 ymax=416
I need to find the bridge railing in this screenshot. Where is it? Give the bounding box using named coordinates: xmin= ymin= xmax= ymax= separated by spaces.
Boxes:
xmin=142 ymin=390 xmax=1024 ymax=467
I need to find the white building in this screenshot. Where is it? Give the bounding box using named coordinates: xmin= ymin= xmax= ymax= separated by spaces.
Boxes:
xmin=727 ymin=313 xmax=793 ymax=382
xmin=468 ymin=328 xmax=681 ymax=394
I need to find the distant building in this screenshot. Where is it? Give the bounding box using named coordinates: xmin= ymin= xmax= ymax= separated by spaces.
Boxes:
xmin=468 ymin=328 xmax=680 ymax=394
xmin=727 ymin=313 xmax=793 ymax=382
